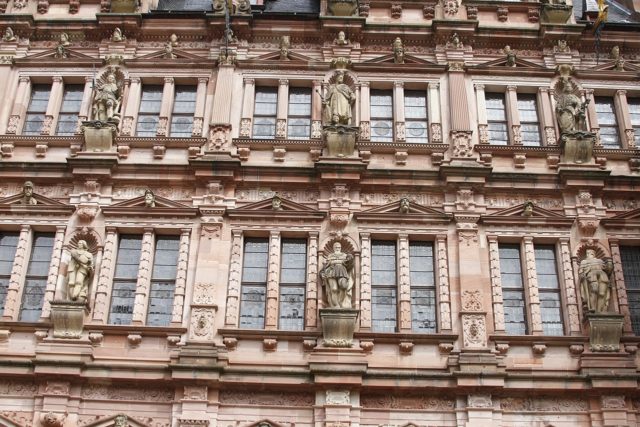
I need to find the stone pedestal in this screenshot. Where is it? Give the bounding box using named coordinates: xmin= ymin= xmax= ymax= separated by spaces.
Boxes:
xmin=50 ymin=300 xmax=88 ymax=339
xmin=323 ymin=125 xmax=359 ymax=157
xmin=541 ymin=4 xmax=573 ymax=24
xmin=560 ymin=132 xmax=595 ymax=164
xmin=82 ymin=121 xmax=118 ymax=152
xmin=587 ymin=313 xmax=624 ymax=352
xmin=320 ymin=308 xmax=359 ymax=348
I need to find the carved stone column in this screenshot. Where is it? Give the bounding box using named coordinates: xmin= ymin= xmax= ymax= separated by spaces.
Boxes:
xmin=505 ymin=85 xmax=521 ymax=145
xmin=609 ymin=240 xmax=633 ymax=334
xmin=487 ymin=236 xmax=505 ymax=333
xmin=311 ymin=80 xmax=323 ymax=139
xmin=359 ymin=81 xmax=370 ymax=141
xmin=614 ymin=90 xmax=635 ymax=148
xmin=538 ymin=87 xmax=556 ymax=146
xmin=131 ymin=228 xmax=155 ymax=325
xmin=77 ymin=76 xmax=94 ymax=130
xmin=157 ymin=76 xmax=175 ymax=137
xmin=192 ymin=77 xmax=208 ymax=137
xmin=523 ymin=237 xmax=543 ymax=334
xmin=559 ymin=238 xmax=581 ymax=334
xmin=448 ymin=62 xmax=473 ymax=158
xmin=428 ymin=82 xmax=442 ymax=142
xmin=209 ymin=63 xmax=235 ymax=150
xmin=42 ymin=76 xmax=64 ymax=135
xmin=224 ymin=230 xmax=243 ymax=327
xmin=2 ymin=225 xmax=31 ymax=320
xmin=583 ymin=89 xmax=599 ymax=144
xmin=359 ymin=233 xmax=372 ymax=330
xmin=474 ymin=84 xmax=488 ymax=144
xmin=171 ymin=229 xmax=191 ymax=325
xmin=121 ymin=76 xmax=141 ymax=136
xmin=276 ymin=79 xmax=289 ymax=138
xmin=436 ymin=234 xmax=452 ymax=331
xmin=393 ymin=81 xmax=405 ymax=142
xmin=6 ymin=76 xmax=31 ymax=135
xmin=39 ymin=226 xmax=65 ymax=320
xmin=265 ymin=231 xmax=281 ymax=329
xmin=398 ymin=234 xmax=411 ymax=331
xmin=239 ymin=78 xmax=255 ymax=138
xmin=92 ymin=227 xmax=117 ymax=323
xmin=305 ymin=232 xmax=319 ymax=329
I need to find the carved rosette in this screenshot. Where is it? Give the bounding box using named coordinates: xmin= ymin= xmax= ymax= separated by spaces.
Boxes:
xmin=208 ymin=124 xmax=230 ymax=151
xmin=156 ymin=116 xmax=168 ymax=136
xmin=625 ymin=129 xmax=636 ymax=148
xmin=511 ymin=124 xmax=522 ymax=145
xmin=545 ymin=126 xmax=557 ymax=145
xmin=451 ymin=131 xmax=474 ymax=158
xmin=311 ymin=120 xmax=322 ymax=139
xmin=478 ymin=124 xmax=489 ymax=144
xmin=395 ymin=121 xmax=406 ymax=142
xmin=276 ymin=118 xmax=286 ymax=138
xmin=6 ymin=115 xmax=20 ymax=134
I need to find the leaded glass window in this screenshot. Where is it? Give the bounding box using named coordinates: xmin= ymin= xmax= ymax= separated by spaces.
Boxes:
xmin=0 ymin=232 xmax=19 ymax=313
xmin=499 ymin=244 xmax=527 ymax=335
xmin=253 ymin=87 xmax=278 ymax=138
xmin=628 ymin=98 xmax=640 ymax=147
xmin=517 ymin=93 xmax=541 ymax=146
xmin=278 ymin=239 xmax=307 ymax=330
xmin=170 ymin=85 xmax=197 ymax=137
xmin=23 ymin=84 xmax=51 ymax=135
xmin=109 ymin=235 xmax=142 ymax=325
xmin=409 ymin=242 xmax=436 ymax=332
xmin=56 ymin=84 xmax=84 ymax=135
xmin=136 ymin=85 xmax=163 ymax=137
xmin=371 ymin=241 xmax=397 ymax=332
xmin=287 ymin=88 xmax=311 ymax=139
xmin=535 ymin=245 xmax=563 ymax=336
xmin=486 ymin=93 xmax=508 ymax=145
xmin=19 ymin=233 xmax=55 ymax=322
xmin=595 ymin=96 xmax=620 ymax=148
xmin=620 ymin=246 xmax=640 ymax=335
xmin=370 ymin=90 xmax=393 ymax=142
xmin=404 ymin=90 xmax=428 ymax=143
xmin=239 ymin=238 xmax=269 ymax=328
xmin=147 ymin=236 xmax=180 ymax=326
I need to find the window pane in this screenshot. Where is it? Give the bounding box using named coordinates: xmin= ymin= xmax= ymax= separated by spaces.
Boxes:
xmin=136 ymin=85 xmax=163 ymax=136
xmin=372 ymin=241 xmax=397 ymax=332
xmin=517 ymin=94 xmax=541 ymax=146
xmin=280 ymin=239 xmax=307 ymax=284
xmin=595 ymin=96 xmax=620 ymax=148
xmin=409 ymin=242 xmax=436 ymax=333
xmin=147 ymin=281 xmax=175 ymax=326
xmin=0 ymin=233 xmax=19 ymax=312
xmin=405 ymin=90 xmax=428 ymax=143
xmin=621 ymin=246 xmax=640 ymax=334
xmin=108 ymin=281 xmax=136 ymax=325
xmin=279 ymin=285 xmax=305 ymax=330
xmin=239 ymin=285 xmax=266 ymax=329
xmin=628 ymin=99 xmax=640 ymax=146
xmin=109 ymin=235 xmax=142 ymax=325
xmin=372 ymin=242 xmax=396 ymax=286
xmin=499 ymin=244 xmax=527 ymax=334
xmin=287 ymin=88 xmax=311 ymax=139
xmin=371 ymin=287 xmax=397 ymax=332
xmin=23 ymin=84 xmax=52 ymax=135
xmin=503 ymin=290 xmax=527 ymax=335
xmin=486 ymin=93 xmax=508 ymax=145
xmin=55 ymin=85 xmax=84 ymax=135
xmin=19 ymin=233 xmax=55 ymax=321
xmin=540 ymin=291 xmax=563 ymax=336
xmin=371 ymin=90 xmax=393 ymax=142
xmin=240 ymin=238 xmax=269 ymax=329
xmin=113 ymin=236 xmax=142 ymax=279
xmin=146 ymin=236 xmax=180 ymax=326
xmin=170 ymin=85 xmax=197 ymax=137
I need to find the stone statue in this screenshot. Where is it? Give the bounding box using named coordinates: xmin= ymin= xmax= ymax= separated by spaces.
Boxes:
xmin=144 ymin=189 xmax=156 ymax=207
xmin=280 ymin=36 xmax=290 ymax=60
xmin=611 ymin=45 xmax=620 ymax=60
xmin=450 ymin=33 xmax=462 ymax=49
xmin=55 ymin=43 xmax=67 ymax=59
xmin=272 ymin=195 xmax=282 ymax=210
xmin=555 ymin=77 xmax=589 ymax=133
xmin=169 ymin=33 xmax=178 ymax=46
xmin=320 ymin=242 xmax=354 ymax=308
xmin=66 ymin=240 xmax=94 ymax=303
xmin=111 ymin=27 xmax=125 ymax=42
xmin=114 ymin=415 xmax=128 ymax=427
xmin=164 ymin=42 xmax=176 ymax=59
xmin=2 ymin=27 xmax=16 ymax=42
xmin=521 ymin=201 xmax=534 ymax=216
xmin=504 ymin=45 xmax=516 ymax=67
xmin=336 ymin=31 xmax=348 ymax=45
xmin=59 ymin=32 xmax=70 ymax=46
xmin=399 ymin=197 xmax=410 ymax=214
xmin=236 ymin=0 xmax=251 ymax=14
xmin=393 ymin=37 xmax=404 ymax=64
xmin=92 ymin=70 xmax=123 ymax=123
xmin=579 ymin=249 xmax=613 ymax=313
xmin=321 ymin=71 xmax=356 ymax=125
xmin=20 ymin=181 xmax=37 ymax=205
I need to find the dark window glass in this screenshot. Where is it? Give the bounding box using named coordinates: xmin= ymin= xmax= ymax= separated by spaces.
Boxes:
xmin=595 ymin=96 xmax=620 ymax=148
xmin=370 ymin=89 xmax=393 ymax=142
xmin=371 ymin=241 xmax=397 ymax=332
xmin=170 ymin=85 xmax=197 ymax=137
xmin=136 ymin=85 xmax=163 ymax=137
xmin=239 ymin=238 xmax=269 ymax=328
xmin=287 ymin=88 xmax=311 ymax=139
xmin=499 ymin=244 xmax=527 ymax=334
xmin=23 ymin=84 xmax=52 ymax=135
xmin=404 ymin=90 xmax=428 ymax=143
xmin=253 ymin=87 xmax=278 ymax=138
xmin=0 ymin=233 xmax=19 ymax=313
xmin=621 ymin=246 xmax=640 ymax=334
xmin=147 ymin=236 xmax=180 ymax=326
xmin=535 ymin=245 xmax=563 ymax=336
xmin=279 ymin=239 xmax=307 ymax=330
xmin=409 ymin=242 xmax=436 ymax=333
xmin=517 ymin=94 xmax=541 ymax=146
xmin=109 ymin=235 xmax=142 ymax=325
xmin=56 ymin=84 xmax=84 ymax=135
xmin=486 ymin=93 xmax=508 ymax=145
xmin=628 ymin=99 xmax=640 ymax=147
xmin=19 ymin=233 xmax=55 ymax=321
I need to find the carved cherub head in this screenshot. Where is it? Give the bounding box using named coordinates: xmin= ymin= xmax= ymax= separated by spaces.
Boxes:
xmin=272 ymin=195 xmax=282 ymax=210
xmin=144 ymin=189 xmax=155 ymax=207
xmin=522 ymin=201 xmax=534 ymax=217
xmin=399 ymin=197 xmax=410 ymax=213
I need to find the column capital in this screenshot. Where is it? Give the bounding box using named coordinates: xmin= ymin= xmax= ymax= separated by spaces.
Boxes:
xmin=278 ymin=79 xmax=289 ymax=86
xmin=85 ymin=75 xmax=94 ymax=83
xmin=243 ymin=77 xmax=255 ymax=85
xmin=198 ymin=77 xmax=209 ymax=85
xmin=164 ymin=77 xmax=174 ymax=84
xmin=394 ymin=81 xmax=404 ymax=88
xmin=143 ymin=227 xmax=155 ymax=234
xmin=506 ymin=84 xmax=518 ymax=92
xmin=52 ymin=75 xmax=64 ymax=83
xmin=429 ymin=82 xmax=440 ymax=90
xmin=538 ymin=86 xmax=550 ymax=94
xmin=474 ymin=83 xmax=485 ymax=91
xmin=129 ymin=76 xmax=141 ymax=84
xmin=18 ymin=76 xmax=30 ymax=83
xmin=312 ymin=80 xmax=323 ymax=86
xmin=616 ymin=89 xmax=627 ymax=97
xmin=360 ymin=81 xmax=370 ymax=88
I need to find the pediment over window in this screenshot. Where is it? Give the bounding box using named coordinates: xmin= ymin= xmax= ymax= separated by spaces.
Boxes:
xmin=0 ymin=191 xmax=74 ymax=215
xmin=355 ymin=199 xmax=451 ymax=224
xmin=134 ymin=49 xmax=208 ymax=60
xmin=588 ymin=61 xmax=640 ymax=72
xmin=482 ymin=202 xmax=574 ymax=227
xmin=244 ymin=419 xmax=288 ymax=427
xmin=22 ymin=48 xmax=96 ymax=59
xmin=80 ymin=413 xmax=151 ymax=427
xmin=361 ymin=53 xmax=437 ymax=65
xmin=249 ymin=51 xmax=315 ymax=62
xmin=475 ymin=57 xmax=548 ymax=70
xmin=602 ymin=207 xmax=640 ymax=228
xmin=102 ymin=194 xmax=198 ymax=218
xmin=228 ymin=196 xmax=325 ymax=221
xmin=0 ymin=412 xmax=28 ymax=427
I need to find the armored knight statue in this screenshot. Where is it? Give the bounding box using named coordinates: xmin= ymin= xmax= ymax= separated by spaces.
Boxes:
xmin=579 ymin=249 xmax=613 ymax=313
xmin=92 ymin=70 xmax=123 ymax=123
xmin=320 ymin=242 xmax=355 ymax=309
xmin=321 ymin=71 xmax=356 ymax=126
xmin=555 ymin=77 xmax=589 ymax=134
xmin=66 ymin=240 xmax=94 ymax=303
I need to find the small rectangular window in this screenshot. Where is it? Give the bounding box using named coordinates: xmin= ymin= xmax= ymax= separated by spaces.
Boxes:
xmin=109 ymin=235 xmax=142 ymax=325
xmin=170 ymin=85 xmax=197 ymax=137
xmin=409 ymin=242 xmax=436 ymax=333
xmin=56 ymin=84 xmax=84 ymax=135
xmin=621 ymin=246 xmax=640 ymax=335
xmin=239 ymin=238 xmax=269 ymax=328
xmin=517 ymin=94 xmax=541 ymax=146
xmin=486 ymin=93 xmax=509 ymax=145
xmin=595 ymin=96 xmax=620 ymax=148
xmin=19 ymin=233 xmax=55 ymax=322
xmin=628 ymin=98 xmax=640 ymax=147
xmin=278 ymin=239 xmax=307 ymax=330
xmin=23 ymin=84 xmax=52 ymax=135
xmin=404 ymin=90 xmax=429 ymax=143
xmin=0 ymin=232 xmax=19 ymax=313
xmin=287 ymin=88 xmax=312 ymax=139
xmin=253 ymin=87 xmax=278 ymax=138
xmin=147 ymin=236 xmax=180 ymax=326
xmin=535 ymin=245 xmax=563 ymax=336
xmin=371 ymin=241 xmax=397 ymax=332
xmin=370 ymin=89 xmax=393 ymax=142
xmin=136 ymin=85 xmax=163 ymax=137
xmin=499 ymin=244 xmax=527 ymax=335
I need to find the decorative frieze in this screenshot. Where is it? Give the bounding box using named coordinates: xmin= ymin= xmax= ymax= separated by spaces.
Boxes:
xmin=219 ymin=390 xmax=315 ymax=406
xmin=361 ymin=394 xmax=455 ymax=410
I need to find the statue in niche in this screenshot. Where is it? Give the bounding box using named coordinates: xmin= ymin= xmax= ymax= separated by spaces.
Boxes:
xmin=321 ymin=71 xmax=356 ymax=125
xmin=2 ymin=27 xmax=16 ymax=42
xmin=66 ymin=240 xmax=94 ymax=303
xmin=92 ymin=70 xmax=123 ymax=123
xmin=144 ymin=189 xmax=156 ymax=207
xmin=555 ymin=77 xmax=589 ymax=134
xmin=20 ymin=181 xmax=37 ymax=205
xmin=320 ymin=242 xmax=355 ymax=308
xmin=399 ymin=197 xmax=410 ymax=214
xmin=579 ymin=249 xmax=613 ymax=313
xmin=393 ymin=37 xmax=405 ymax=64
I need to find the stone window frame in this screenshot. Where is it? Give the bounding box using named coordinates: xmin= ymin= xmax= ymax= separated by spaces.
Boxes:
xmin=488 ymin=235 xmax=577 ymax=337
xmin=5 ymin=74 xmax=93 ymax=136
